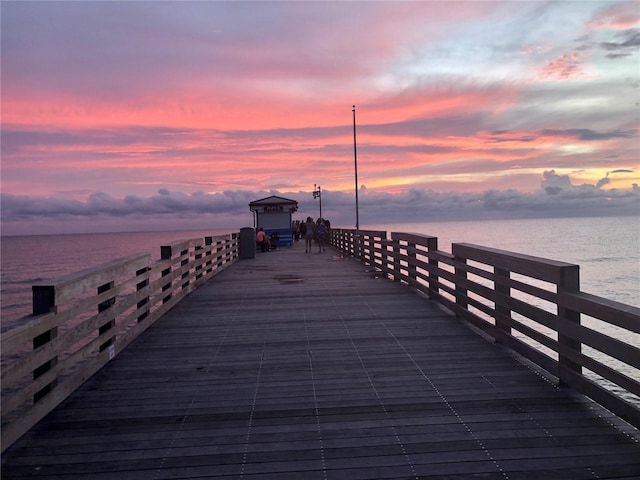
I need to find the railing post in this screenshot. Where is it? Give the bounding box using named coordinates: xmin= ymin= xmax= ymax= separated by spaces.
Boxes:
xmin=407 ymin=240 xmax=417 ymax=288
xmin=97 ymin=281 xmax=116 ymax=352
xmin=558 ymin=265 xmax=581 ymax=385
xmin=161 ymin=245 xmax=173 ymax=304
xmin=136 ymin=267 xmax=149 ymax=322
xmin=351 ymin=231 xmax=356 ymax=258
xmin=31 ymin=286 xmax=59 ymax=403
xmin=232 ymin=232 xmax=240 ymax=260
xmin=453 ymin=245 xmax=468 ymax=315
xmin=364 ymin=234 xmax=371 ymax=263
xmin=351 ymin=231 xmax=355 ymax=258
xmin=33 ymin=285 xmax=55 ymax=316
xmin=375 ymin=232 xmax=386 ymax=271
xmin=426 ymin=237 xmax=438 ymax=299
xmin=336 ymin=229 xmax=344 ymax=254
xmin=391 ymin=236 xmax=401 ymax=282
xmin=216 ymin=240 xmax=227 ymax=269
xmin=181 ymin=247 xmax=190 ymax=290
xmin=205 ymin=236 xmax=214 ymax=275
xmin=195 ymin=244 xmax=203 ymax=280
xmin=494 ymin=267 xmax=511 ymax=335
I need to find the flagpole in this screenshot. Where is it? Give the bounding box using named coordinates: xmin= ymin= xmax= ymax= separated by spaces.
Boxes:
xmin=352 ymin=105 xmax=359 ymax=233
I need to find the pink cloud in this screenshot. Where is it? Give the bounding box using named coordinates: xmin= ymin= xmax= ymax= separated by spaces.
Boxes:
xmin=586 ymin=1 xmax=640 ymax=30
xmin=537 ymin=51 xmax=593 ymax=81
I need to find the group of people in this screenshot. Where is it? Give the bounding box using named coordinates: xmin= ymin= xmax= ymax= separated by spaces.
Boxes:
xmin=257 ymin=217 xmax=331 ymax=254
xmin=294 ymin=217 xmax=331 ymax=253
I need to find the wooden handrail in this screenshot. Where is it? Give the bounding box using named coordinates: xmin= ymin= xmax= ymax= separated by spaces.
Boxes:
xmin=330 ymin=228 xmax=640 ymax=429
xmin=0 ymin=232 xmax=240 ymax=452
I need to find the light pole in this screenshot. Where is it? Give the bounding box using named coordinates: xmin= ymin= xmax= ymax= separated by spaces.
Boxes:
xmin=353 ymin=105 xmax=359 ymax=233
xmin=313 ymin=183 xmax=322 ymax=220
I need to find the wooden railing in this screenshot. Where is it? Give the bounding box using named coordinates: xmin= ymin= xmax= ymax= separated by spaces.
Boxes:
xmin=331 ymin=228 xmax=640 ymax=429
xmin=3 ymin=228 xmax=638 ymax=452
xmin=0 ymin=233 xmax=240 ymax=452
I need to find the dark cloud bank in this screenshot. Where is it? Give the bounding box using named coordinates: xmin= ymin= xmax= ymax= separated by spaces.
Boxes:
xmin=2 ymin=171 xmax=638 ymax=235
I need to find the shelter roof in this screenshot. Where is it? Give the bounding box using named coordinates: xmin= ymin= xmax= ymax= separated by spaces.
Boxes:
xmin=249 ymin=195 xmax=298 ymax=208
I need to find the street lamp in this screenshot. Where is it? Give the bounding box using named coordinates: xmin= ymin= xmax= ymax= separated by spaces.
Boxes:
xmin=313 ymin=183 xmax=322 ymax=220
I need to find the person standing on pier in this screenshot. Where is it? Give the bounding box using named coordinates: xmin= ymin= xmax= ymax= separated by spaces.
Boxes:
xmin=293 ymin=221 xmax=300 ymax=242
xmin=315 ymin=218 xmax=327 ymax=253
xmin=304 ymin=217 xmax=315 ymax=253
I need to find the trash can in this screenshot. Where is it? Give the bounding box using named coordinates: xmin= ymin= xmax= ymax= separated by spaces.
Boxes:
xmin=239 ymin=227 xmax=256 ymax=259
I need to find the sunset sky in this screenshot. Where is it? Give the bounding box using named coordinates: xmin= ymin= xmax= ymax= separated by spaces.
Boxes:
xmin=2 ymin=1 xmax=639 ymax=235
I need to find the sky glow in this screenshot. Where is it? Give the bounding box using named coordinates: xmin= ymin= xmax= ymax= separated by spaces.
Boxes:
xmin=1 ymin=0 xmax=639 ymax=235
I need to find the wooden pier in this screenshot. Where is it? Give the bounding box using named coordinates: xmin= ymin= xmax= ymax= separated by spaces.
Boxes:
xmin=2 ymin=237 xmax=639 ymax=479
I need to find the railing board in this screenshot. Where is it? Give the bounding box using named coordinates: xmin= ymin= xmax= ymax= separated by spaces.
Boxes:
xmin=457 ymin=274 xmax=499 ymax=303
xmin=391 ymin=231 xmax=438 ymax=245
xmin=506 ymin=275 xmax=558 ymax=304
xmin=499 ymin=311 xmax=559 ymax=353
xmin=0 ymin=313 xmax=57 ymax=355
xmin=506 ymin=296 xmax=559 ymax=330
xmin=561 ymin=291 xmax=640 ymax=332
xmin=33 ymin=254 xmax=149 ymax=306
xmin=458 ymin=261 xmax=494 ymax=282
xmin=453 ymin=243 xmax=579 ymax=284
xmin=392 ymin=250 xmax=437 ymax=276
xmin=459 ymin=289 xmax=497 ymax=319
xmin=565 ymin=345 xmax=640 ymax=396
xmin=1 ymin=360 xmax=60 ymax=419
xmin=559 ymin=319 xmax=640 ymax=371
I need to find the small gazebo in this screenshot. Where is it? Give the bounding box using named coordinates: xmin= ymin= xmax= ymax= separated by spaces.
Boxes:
xmin=248 ymin=195 xmax=298 ymax=246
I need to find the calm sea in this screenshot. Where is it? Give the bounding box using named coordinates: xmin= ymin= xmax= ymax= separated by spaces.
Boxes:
xmin=2 ymin=216 xmax=638 ymax=326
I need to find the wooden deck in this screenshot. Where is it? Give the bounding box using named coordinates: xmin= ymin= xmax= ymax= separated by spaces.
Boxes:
xmin=2 ymin=240 xmax=640 ymax=479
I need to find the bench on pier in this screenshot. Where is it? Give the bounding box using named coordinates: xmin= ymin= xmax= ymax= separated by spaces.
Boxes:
xmin=256 ymin=230 xmax=293 ymax=251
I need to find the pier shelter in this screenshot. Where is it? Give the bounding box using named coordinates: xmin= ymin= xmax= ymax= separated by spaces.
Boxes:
xmin=249 ymin=195 xmax=298 ymax=246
